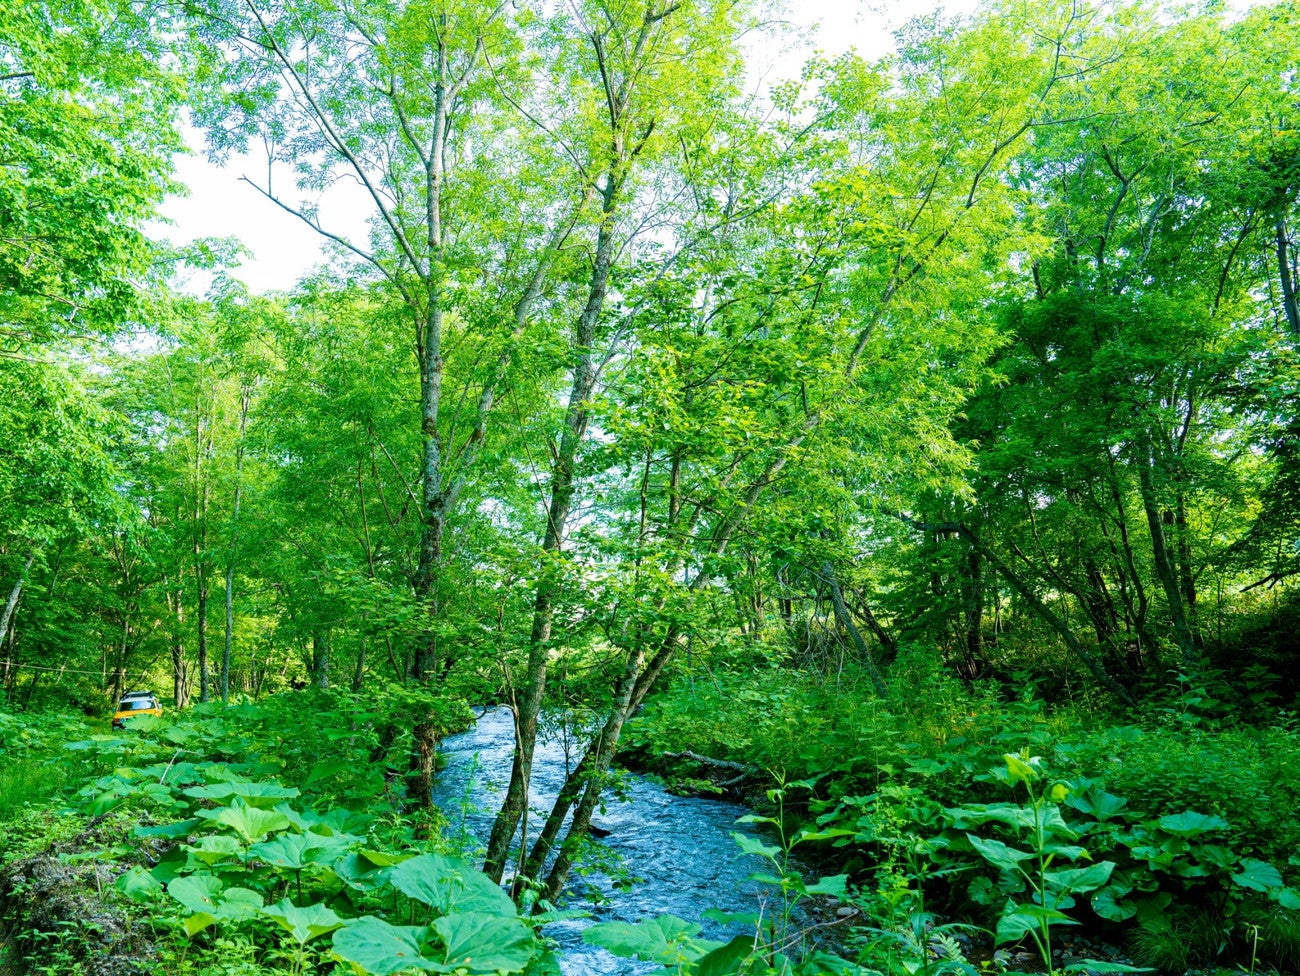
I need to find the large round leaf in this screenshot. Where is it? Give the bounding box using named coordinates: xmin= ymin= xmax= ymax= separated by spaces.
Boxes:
xmin=250 ymin=830 xmax=356 ymax=870
xmin=389 ymin=853 xmax=515 ymax=917
xmin=332 ymin=916 xmax=442 ymax=975
xmin=184 ymin=781 xmax=300 ymax=806
xmin=432 ymin=911 xmax=536 ymax=974
xmin=261 ymin=898 xmax=345 ymax=945
xmin=582 ymin=915 xmax=705 ymax=963
xmin=196 ymin=797 xmax=293 ymax=843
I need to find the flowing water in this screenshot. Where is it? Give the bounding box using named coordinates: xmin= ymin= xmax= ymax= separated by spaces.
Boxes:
xmin=431 ymin=706 xmax=785 ymax=975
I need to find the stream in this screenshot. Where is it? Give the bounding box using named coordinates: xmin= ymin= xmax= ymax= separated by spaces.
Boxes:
xmin=430 ymin=706 xmax=788 ymax=975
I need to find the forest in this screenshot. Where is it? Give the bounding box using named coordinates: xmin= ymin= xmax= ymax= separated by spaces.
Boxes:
xmin=2 ymin=0 xmax=1300 ymax=973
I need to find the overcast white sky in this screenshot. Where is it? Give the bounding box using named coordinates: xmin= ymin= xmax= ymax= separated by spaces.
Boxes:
xmin=153 ymin=1 xmax=975 ymax=295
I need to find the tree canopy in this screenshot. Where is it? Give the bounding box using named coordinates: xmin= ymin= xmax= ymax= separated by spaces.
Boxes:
xmin=2 ymin=0 xmax=1300 ymax=935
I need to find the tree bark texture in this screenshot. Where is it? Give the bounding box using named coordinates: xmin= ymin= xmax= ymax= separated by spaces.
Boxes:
xmin=406 ymin=721 xmax=438 ymax=813
xmin=1277 ymin=215 xmax=1300 ymax=336
xmin=0 ymin=551 xmax=35 ymax=647
xmin=312 ymin=629 xmax=330 ymax=690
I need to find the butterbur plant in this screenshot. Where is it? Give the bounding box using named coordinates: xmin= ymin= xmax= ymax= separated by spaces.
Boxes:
xmin=948 ymin=752 xmax=1146 ymax=976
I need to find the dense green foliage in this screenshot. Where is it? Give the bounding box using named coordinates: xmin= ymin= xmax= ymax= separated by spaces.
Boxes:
xmin=3 ymin=0 xmax=1300 ymax=972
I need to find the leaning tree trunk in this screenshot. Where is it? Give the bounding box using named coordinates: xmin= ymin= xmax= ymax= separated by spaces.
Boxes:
xmin=482 ymin=176 xmax=621 ymax=884
xmin=911 ymin=520 xmax=1138 ymax=706
xmin=1135 ymin=446 xmax=1198 ymax=672
xmin=0 ymin=551 xmax=35 ymax=647
xmin=520 ymin=446 xmax=801 ymax=900
xmin=822 ymin=561 xmax=888 ymax=697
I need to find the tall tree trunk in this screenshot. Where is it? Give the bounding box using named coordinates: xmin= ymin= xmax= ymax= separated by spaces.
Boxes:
xmin=1135 ymin=443 xmax=1198 ymax=672
xmin=483 ymin=174 xmax=622 ymax=883
xmin=520 ymin=448 xmax=799 ymax=899
xmin=194 ymin=389 xmax=211 ymax=704
xmin=167 ymin=583 xmax=190 ymax=709
xmin=409 ymin=31 xmax=456 ymax=685
xmin=1174 ymin=491 xmax=1196 ymax=612
xmin=1105 ymin=457 xmax=1156 ymax=660
xmin=1277 ymin=215 xmax=1300 ymax=336
xmin=352 ymin=638 xmax=367 ymax=692
xmin=1080 ymin=557 xmax=1124 ymax=668
xmin=406 ymin=720 xmax=438 ymax=814
xmin=197 ymin=574 xmax=210 ymax=703
xmin=222 ymin=564 xmax=235 ymax=701
xmin=223 ymin=387 xmax=249 ymax=702
xmin=0 ymin=550 xmax=35 ymax=647
xmin=312 ymin=629 xmax=330 ymax=690
xmin=960 ymin=548 xmax=984 ymax=679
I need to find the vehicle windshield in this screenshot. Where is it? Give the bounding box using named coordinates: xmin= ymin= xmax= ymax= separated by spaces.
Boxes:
xmin=118 ymin=699 xmax=156 ymax=711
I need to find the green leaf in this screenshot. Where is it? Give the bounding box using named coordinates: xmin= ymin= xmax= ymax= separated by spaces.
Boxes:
xmin=333 ymin=917 xmax=440 ymax=975
xmin=1232 ymin=859 xmax=1283 ymax=892
xmin=995 ymin=903 xmax=1076 ymax=945
xmin=335 ymin=852 xmax=397 ymax=892
xmin=1061 ymin=963 xmax=1152 ymax=973
xmin=260 ymin=898 xmax=345 ymax=945
xmin=218 ymin=887 xmax=265 ymax=921
xmin=1092 ymin=889 xmax=1137 ymax=922
xmin=967 ymin=834 xmax=1034 ymax=871
xmin=432 ymin=911 xmax=536 ymax=974
xmin=1157 ymin=811 xmax=1229 ymax=837
xmin=695 ymin=934 xmax=759 ymax=976
xmin=167 ymin=874 xmax=224 ymax=916
xmin=168 ymin=875 xmax=263 ymax=933
xmin=183 ymin=911 xmax=218 ymax=937
xmin=304 ymin=760 xmax=356 ymax=785
xmin=731 ymin=832 xmax=782 ymax=859
xmin=389 ymin=853 xmax=515 ymax=917
xmin=1066 ymin=789 xmax=1128 ymax=821
xmin=196 ymin=797 xmax=292 ymax=843
xmin=1003 ymin=754 xmax=1041 ymax=785
xmin=792 ymin=827 xmax=855 ymax=844
xmin=184 ymin=780 xmax=300 ymax=806
xmin=805 ymin=874 xmax=849 ymax=898
xmin=1276 ymin=887 xmax=1300 ymax=910
xmin=1040 ymin=842 xmax=1089 ymax=861
xmin=115 ymin=866 xmax=163 ymax=902
xmin=582 ymin=915 xmax=703 ymax=962
xmin=249 ymin=830 xmax=354 ymax=870
xmin=185 ymin=834 xmax=245 ymax=865
xmin=1044 ymin=862 xmax=1114 ymax=895
xmin=950 ymin=803 xmax=1076 ymax=838
xmin=134 ymin=819 xmax=201 ymax=839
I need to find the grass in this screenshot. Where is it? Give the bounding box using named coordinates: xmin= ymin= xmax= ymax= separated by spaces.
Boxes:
xmin=0 ymin=757 xmax=60 ymax=822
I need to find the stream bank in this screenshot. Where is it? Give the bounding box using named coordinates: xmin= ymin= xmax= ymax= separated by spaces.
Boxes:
xmin=431 ymin=707 xmax=805 ymax=975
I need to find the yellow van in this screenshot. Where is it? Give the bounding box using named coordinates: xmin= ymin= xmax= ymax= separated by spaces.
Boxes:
xmin=112 ymin=690 xmax=162 ymax=729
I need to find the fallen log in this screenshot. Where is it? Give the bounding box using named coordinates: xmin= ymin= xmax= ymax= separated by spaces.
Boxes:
xmin=662 ymin=750 xmax=752 ymax=773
